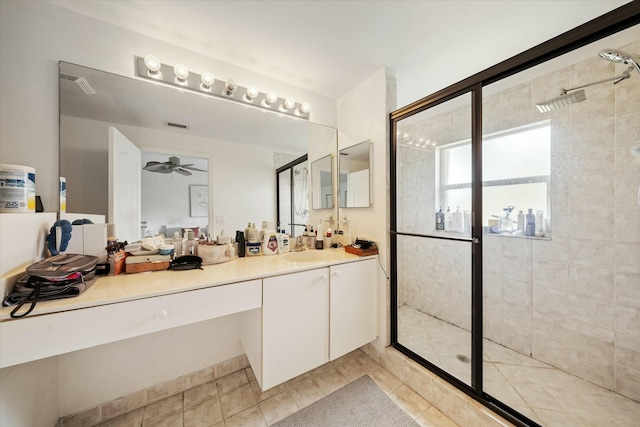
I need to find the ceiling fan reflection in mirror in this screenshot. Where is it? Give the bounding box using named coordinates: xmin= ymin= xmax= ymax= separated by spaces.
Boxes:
xmin=143 ymin=156 xmax=207 ymax=176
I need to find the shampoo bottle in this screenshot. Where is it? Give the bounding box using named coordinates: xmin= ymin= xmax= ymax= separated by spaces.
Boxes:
xmin=525 ymin=208 xmax=536 ymax=237
xmin=445 ymin=206 xmax=452 ymax=231
xmin=517 ymin=210 xmax=525 ymax=233
xmin=536 ymin=210 xmax=544 ymax=237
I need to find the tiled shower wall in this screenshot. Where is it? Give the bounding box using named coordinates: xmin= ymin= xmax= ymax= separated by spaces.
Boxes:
xmin=397 ymin=39 xmax=639 ymax=401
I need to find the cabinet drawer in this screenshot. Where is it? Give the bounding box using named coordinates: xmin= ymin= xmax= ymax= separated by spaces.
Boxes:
xmin=0 ymin=280 xmax=261 ymax=368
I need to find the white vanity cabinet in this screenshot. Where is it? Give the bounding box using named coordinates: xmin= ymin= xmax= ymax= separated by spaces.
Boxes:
xmin=255 ymin=258 xmax=378 ymax=391
xmin=261 ymin=268 xmax=330 ymax=390
xmin=329 ymin=258 xmax=378 ymax=360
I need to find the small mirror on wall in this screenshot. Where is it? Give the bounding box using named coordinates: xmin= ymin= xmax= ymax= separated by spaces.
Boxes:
xmin=312 ymin=154 xmax=333 ymax=209
xmin=339 ymin=140 xmax=371 ymax=208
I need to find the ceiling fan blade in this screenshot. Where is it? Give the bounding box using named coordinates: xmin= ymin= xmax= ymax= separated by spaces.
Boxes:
xmin=180 ymin=163 xmax=194 ymax=167
xmin=174 ymin=167 xmax=192 ymax=176
xmin=143 ymin=161 xmax=171 ymax=171
xmin=182 ymin=166 xmax=207 ymax=172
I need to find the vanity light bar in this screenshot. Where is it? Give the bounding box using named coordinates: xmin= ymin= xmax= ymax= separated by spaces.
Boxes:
xmin=134 ymin=55 xmax=310 ymax=120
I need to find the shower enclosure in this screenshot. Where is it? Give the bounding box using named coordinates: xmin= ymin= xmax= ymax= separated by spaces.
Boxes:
xmin=391 ymin=10 xmax=639 ymax=427
xmin=277 ymin=155 xmax=309 ymax=237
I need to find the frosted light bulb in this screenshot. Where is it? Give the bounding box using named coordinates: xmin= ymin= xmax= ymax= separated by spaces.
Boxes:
xmin=280 ymin=97 xmax=295 ymax=112
xmin=143 ymin=54 xmax=162 ymax=78
xmin=200 ymin=72 xmax=215 ymax=90
xmin=173 ymin=64 xmax=189 ymax=85
xmin=262 ymin=92 xmax=278 ymax=107
xmin=298 ymin=102 xmax=311 ymax=115
xmin=244 ymin=85 xmax=259 ymax=102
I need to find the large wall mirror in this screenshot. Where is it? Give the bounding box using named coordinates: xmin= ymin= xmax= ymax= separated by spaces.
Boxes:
xmin=59 ymin=61 xmax=337 ymax=242
xmin=311 ymin=155 xmax=333 ymax=209
xmin=338 ymin=140 xmax=371 ymax=208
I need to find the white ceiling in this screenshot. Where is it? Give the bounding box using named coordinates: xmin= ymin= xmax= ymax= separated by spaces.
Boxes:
xmin=50 ymin=0 xmax=631 ymax=107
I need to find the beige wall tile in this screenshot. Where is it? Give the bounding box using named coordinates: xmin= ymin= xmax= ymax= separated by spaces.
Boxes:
xmin=184 ymin=366 xmax=215 ymax=390
xmin=431 ymin=379 xmax=470 ymax=427
xmin=98 ymin=408 xmax=143 ymax=427
xmin=215 ymin=354 xmax=246 ymax=379
xmin=615 ymin=210 xmax=640 ymax=242
xmin=60 ymin=407 xmax=101 ymax=427
xmin=145 ymin=376 xmax=184 ymax=405
xmin=368 ymin=368 xmax=403 ymax=395
xmin=100 ymin=391 xmax=144 ymax=422
xmin=184 ymin=381 xmax=218 ymax=410
xmin=404 ymin=362 xmax=434 ymax=403
xmin=143 ymin=394 xmax=182 ymax=425
xmin=216 ymin=370 xmax=248 ymax=395
xmin=388 ymin=385 xmax=431 ymax=419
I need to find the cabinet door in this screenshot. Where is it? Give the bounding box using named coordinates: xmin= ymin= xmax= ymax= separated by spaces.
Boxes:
xmin=330 ymin=259 xmax=378 ymax=360
xmin=262 ymin=268 xmax=329 ymax=389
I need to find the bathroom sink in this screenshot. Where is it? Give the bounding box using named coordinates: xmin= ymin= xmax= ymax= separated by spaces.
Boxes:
xmin=282 ymin=251 xmax=341 ymax=263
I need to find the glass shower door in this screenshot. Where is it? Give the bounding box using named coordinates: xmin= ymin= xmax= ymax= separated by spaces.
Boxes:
xmin=394 ymin=92 xmax=474 ymax=386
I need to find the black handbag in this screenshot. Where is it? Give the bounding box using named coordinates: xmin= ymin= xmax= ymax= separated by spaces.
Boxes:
xmin=3 ymin=254 xmax=101 ymax=318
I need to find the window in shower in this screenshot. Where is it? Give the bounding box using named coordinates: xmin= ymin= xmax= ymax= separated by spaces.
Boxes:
xmin=437 ymin=121 xmax=551 ymax=237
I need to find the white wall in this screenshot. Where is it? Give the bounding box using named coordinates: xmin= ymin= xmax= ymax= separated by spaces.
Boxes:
xmin=337 ymin=68 xmax=396 ymax=351
xmin=0 ymin=1 xmax=336 ymax=213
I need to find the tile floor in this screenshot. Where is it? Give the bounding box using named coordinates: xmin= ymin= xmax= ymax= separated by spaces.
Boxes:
xmin=95 ymin=348 xmax=460 ymax=427
xmin=398 ymin=305 xmax=640 ymax=427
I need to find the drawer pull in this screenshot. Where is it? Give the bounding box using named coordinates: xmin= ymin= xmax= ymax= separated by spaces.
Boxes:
xmin=156 ymin=309 xmax=169 ymax=319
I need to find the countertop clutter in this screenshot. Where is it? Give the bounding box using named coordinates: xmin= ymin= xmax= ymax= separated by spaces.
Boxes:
xmin=0 ymin=248 xmax=369 ymax=321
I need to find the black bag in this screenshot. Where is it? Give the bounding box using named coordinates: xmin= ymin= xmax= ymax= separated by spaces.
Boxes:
xmin=168 ymin=255 xmax=203 ymax=271
xmin=3 ymin=254 xmax=101 ymax=318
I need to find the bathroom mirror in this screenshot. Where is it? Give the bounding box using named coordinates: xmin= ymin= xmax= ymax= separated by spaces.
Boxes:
xmin=59 ymin=61 xmax=335 ymax=241
xmin=338 ymin=140 xmax=372 ymax=208
xmin=311 ymin=155 xmax=333 ymax=209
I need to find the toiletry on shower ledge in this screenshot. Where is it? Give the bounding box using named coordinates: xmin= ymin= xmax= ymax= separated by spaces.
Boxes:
xmin=517 ymin=210 xmax=525 ymax=233
xmin=452 ymin=206 xmax=463 ymax=233
xmin=445 ymin=206 xmax=452 ymax=231
xmin=435 ymin=207 xmax=445 ymax=230
xmin=524 ymin=208 xmax=536 ymax=237
xmin=535 ymin=210 xmax=544 ymax=237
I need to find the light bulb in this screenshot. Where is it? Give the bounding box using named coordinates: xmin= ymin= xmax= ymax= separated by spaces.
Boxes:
xmin=262 ymin=92 xmax=278 ymax=107
xmin=224 ymin=79 xmax=238 ymax=96
xmin=297 ymin=102 xmax=311 ymax=115
xmin=144 ymin=54 xmax=162 ymax=78
xmin=173 ymin=64 xmax=189 ymax=85
xmin=200 ymin=72 xmax=215 ymax=91
xmin=280 ymin=97 xmax=295 ymax=112
xmin=243 ymin=85 xmax=259 ymax=102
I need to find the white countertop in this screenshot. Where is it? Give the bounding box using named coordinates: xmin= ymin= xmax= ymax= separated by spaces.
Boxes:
xmin=1 ymin=248 xmax=373 ymax=321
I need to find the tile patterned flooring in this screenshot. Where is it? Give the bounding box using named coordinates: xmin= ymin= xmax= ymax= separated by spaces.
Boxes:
xmin=93 ymin=349 xmax=460 ymax=427
xmin=398 ymin=305 xmax=640 ymax=427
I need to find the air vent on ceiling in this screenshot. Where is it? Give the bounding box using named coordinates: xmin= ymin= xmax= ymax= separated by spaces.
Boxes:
xmin=166 ymin=122 xmax=189 ymax=129
xmin=60 ymin=73 xmax=96 ymax=95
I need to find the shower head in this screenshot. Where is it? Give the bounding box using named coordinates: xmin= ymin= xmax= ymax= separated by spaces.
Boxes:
xmin=598 ymin=49 xmax=640 ymax=73
xmin=535 ymin=89 xmax=586 ymax=113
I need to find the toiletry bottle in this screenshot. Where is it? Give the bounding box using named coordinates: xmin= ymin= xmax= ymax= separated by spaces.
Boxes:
xmin=463 ymin=210 xmax=471 ymax=234
xmin=445 ymin=206 xmax=452 ymax=231
xmin=248 ymin=223 xmax=260 ymax=243
xmin=262 ymin=228 xmax=278 ymax=255
xmin=308 ymin=225 xmax=317 ymax=249
xmin=236 ymin=230 xmax=246 ymax=257
xmin=517 ymin=210 xmax=525 ymax=233
xmin=525 ymin=208 xmax=536 ymax=237
xmin=435 ymin=207 xmax=445 ymax=230
xmin=326 ymin=228 xmax=333 ymax=247
xmin=244 ymin=222 xmax=252 ymax=241
xmin=282 ymin=230 xmax=290 ymax=253
xmin=315 ymin=223 xmax=323 ymax=250
xmin=535 ymin=210 xmax=544 ymax=237
xmin=452 ymin=206 xmax=463 ymax=232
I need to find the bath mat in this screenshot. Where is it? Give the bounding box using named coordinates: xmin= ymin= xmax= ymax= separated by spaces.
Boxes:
xmin=273 ymin=375 xmax=419 ymax=426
